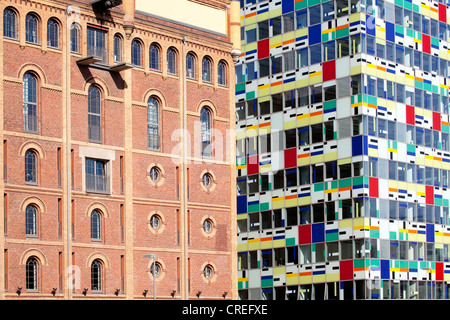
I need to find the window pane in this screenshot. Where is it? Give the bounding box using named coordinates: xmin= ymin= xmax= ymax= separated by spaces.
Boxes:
xmin=148 ymin=97 xmax=160 ymax=150
xmin=4 ymin=9 xmax=17 ymax=39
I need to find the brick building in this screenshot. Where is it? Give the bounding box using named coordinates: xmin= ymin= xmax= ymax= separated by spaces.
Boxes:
xmin=0 ymin=0 xmax=240 ymax=300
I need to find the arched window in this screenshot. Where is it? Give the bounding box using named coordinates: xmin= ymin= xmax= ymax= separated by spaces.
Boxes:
xmin=26 ymin=257 xmax=39 ymax=291
xmin=47 ymin=18 xmax=59 ymax=48
xmin=91 ymin=209 xmax=101 ymax=240
xmin=167 ymin=47 xmax=177 ymax=74
xmin=218 ymin=60 xmax=227 ymax=86
xmin=202 ymin=57 xmax=212 ymax=83
xmin=186 ymin=52 xmax=196 ymax=79
xmin=25 ymin=149 xmax=37 ymax=184
xmin=149 ymin=43 xmax=161 ymax=71
xmin=147 ymin=97 xmax=160 ymax=150
xmin=3 ymin=8 xmax=17 ymax=39
xmin=25 ymin=13 xmax=39 ymax=44
xmin=113 ymin=34 xmax=122 ymax=62
xmin=25 ymin=204 xmax=38 ymax=236
xmin=70 ymin=23 xmax=81 ymax=53
xmin=23 ymin=72 xmax=38 ymax=133
xmin=91 ymin=259 xmax=102 ymax=292
xmin=88 ymin=85 xmax=102 ymax=143
xmin=200 ymin=107 xmax=212 ymax=157
xmin=131 ymin=39 xmax=142 ymax=66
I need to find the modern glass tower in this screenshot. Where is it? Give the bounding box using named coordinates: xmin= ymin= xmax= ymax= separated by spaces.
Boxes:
xmin=236 ymin=0 xmax=450 ymax=300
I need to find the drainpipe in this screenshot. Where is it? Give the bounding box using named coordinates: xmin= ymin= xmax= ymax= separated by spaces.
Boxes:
xmin=182 ymin=35 xmax=188 ymax=300
xmin=66 ymin=4 xmax=76 ymax=301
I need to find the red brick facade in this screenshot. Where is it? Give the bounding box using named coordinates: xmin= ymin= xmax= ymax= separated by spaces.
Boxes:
xmin=0 ymin=0 xmax=237 ymax=299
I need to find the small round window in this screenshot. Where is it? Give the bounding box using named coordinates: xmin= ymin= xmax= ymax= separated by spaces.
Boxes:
xmin=149 ymin=166 xmax=160 ymax=182
xmin=150 ymin=214 xmax=161 ymax=230
xmin=203 ymin=219 xmax=213 ymax=234
xmin=150 ymin=262 xmax=162 ymax=278
xmin=202 ymin=173 xmax=212 ymax=188
xmin=203 ymin=265 xmax=214 ymax=279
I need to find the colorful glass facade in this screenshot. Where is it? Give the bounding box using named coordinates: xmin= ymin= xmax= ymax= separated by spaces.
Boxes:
xmin=236 ymin=0 xmax=450 ymax=299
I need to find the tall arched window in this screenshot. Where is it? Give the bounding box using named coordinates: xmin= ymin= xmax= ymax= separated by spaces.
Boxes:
xmin=186 ymin=52 xmax=196 ymax=79
xmin=47 ymin=18 xmax=59 ymax=48
xmin=3 ymin=8 xmax=17 ymax=39
xmin=113 ymin=34 xmax=122 ymax=62
xmin=147 ymin=97 xmax=160 ymax=150
xmin=218 ymin=60 xmax=227 ymax=86
xmin=131 ymin=39 xmax=142 ymax=66
xmin=202 ymin=57 xmax=212 ymax=83
xmin=25 ymin=149 xmax=37 ymax=184
xmin=23 ymin=72 xmax=38 ymax=133
xmin=25 ymin=204 xmax=38 ymax=236
xmin=26 ymin=257 xmax=39 ymax=292
xmin=200 ymin=107 xmax=212 ymax=157
xmin=167 ymin=48 xmax=177 ymax=75
xmin=91 ymin=209 xmax=101 ymax=240
xmin=149 ymin=43 xmax=161 ymax=71
xmin=25 ymin=13 xmax=39 ymax=44
xmin=91 ymin=259 xmax=103 ymax=292
xmin=88 ymin=86 xmax=102 ymax=143
xmin=70 ymin=23 xmax=81 ymax=53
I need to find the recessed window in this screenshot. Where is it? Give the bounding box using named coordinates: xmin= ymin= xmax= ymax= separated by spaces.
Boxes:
xmin=150 ymin=261 xmax=162 ymax=278
xmin=131 ymin=39 xmax=142 ymax=66
xmin=23 ymin=72 xmax=38 ymax=133
xmin=90 ymin=209 xmax=102 ymax=240
xmin=203 ymin=265 xmax=214 ymax=279
xmin=113 ymin=34 xmax=122 ymax=62
xmin=3 ymin=8 xmax=18 ymax=39
xmin=147 ymin=97 xmax=160 ymax=150
xmin=149 ymin=166 xmax=160 ymax=182
xmin=85 ymin=158 xmax=109 ymax=193
xmin=25 ymin=204 xmax=38 ymax=236
xmin=218 ymin=60 xmax=227 ymax=86
xmin=200 ymin=107 xmax=212 ymax=157
xmin=88 ymin=85 xmax=102 ymax=143
xmin=91 ymin=259 xmax=103 ymax=292
xmin=202 ymin=57 xmax=212 ymax=82
xmin=203 ymin=219 xmax=213 ymax=234
xmin=47 ymin=18 xmax=59 ymax=48
xmin=25 ymin=149 xmax=37 ymax=184
xmin=150 ymin=214 xmax=161 ymax=230
xmin=202 ymin=173 xmax=212 ymax=188
xmin=186 ymin=52 xmax=196 ymax=78
xmin=70 ymin=23 xmax=81 ymax=53
xmin=26 ymin=257 xmax=39 ymax=292
xmin=25 ymin=13 xmax=39 ymax=44
xmin=167 ymin=47 xmax=177 ymax=74
xmin=149 ymin=43 xmax=161 ymax=71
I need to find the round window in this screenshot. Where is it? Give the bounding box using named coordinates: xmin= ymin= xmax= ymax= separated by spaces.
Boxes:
xmin=150 ymin=214 xmax=161 ymax=230
xmin=203 ymin=219 xmax=213 ymax=234
xmin=202 ymin=173 xmax=212 ymax=188
xmin=149 ymin=167 xmax=160 ymax=182
xmin=150 ymin=262 xmax=162 ymax=278
xmin=203 ymin=265 xmax=214 ymax=279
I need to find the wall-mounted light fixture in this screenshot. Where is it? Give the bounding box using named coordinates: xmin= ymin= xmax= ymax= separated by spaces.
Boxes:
xmin=222 ymin=291 xmax=228 ymax=299
xmin=16 ymin=287 xmax=22 ymax=295
xmin=52 ymin=288 xmax=57 ymax=296
xmin=143 ymin=289 xmax=148 ymax=297
xmin=82 ymin=288 xmax=88 ymax=296
xmin=171 ymin=290 xmax=176 ymax=297
xmin=114 ymin=288 xmax=120 ymax=296
xmin=196 ymin=290 xmax=202 ymax=298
